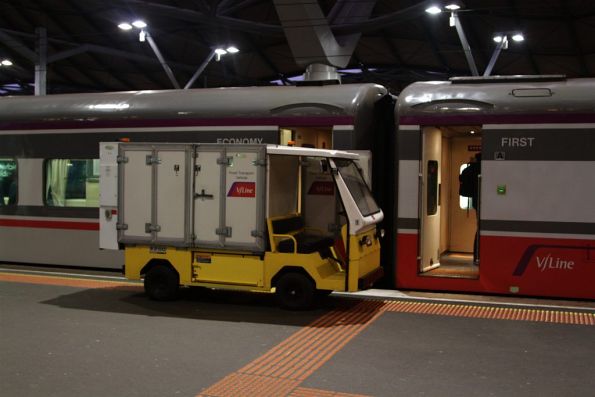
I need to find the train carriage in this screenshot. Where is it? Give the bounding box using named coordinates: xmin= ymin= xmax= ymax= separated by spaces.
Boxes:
xmin=0 ymin=84 xmax=395 ymax=269
xmin=394 ymin=75 xmax=595 ymax=299
xmin=1 ymin=75 xmax=594 ymax=300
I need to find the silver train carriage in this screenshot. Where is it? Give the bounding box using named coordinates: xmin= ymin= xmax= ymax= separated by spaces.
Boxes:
xmin=1 ymin=76 xmax=594 ymax=299
xmin=393 ymin=75 xmax=595 ymax=299
xmin=0 ymin=84 xmax=396 ymax=271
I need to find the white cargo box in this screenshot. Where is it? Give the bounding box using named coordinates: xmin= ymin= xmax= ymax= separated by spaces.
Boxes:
xmin=114 ymin=143 xmax=266 ymax=252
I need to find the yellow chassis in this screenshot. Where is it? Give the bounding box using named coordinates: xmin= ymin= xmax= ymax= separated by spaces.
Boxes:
xmin=124 ymin=227 xmax=381 ymax=293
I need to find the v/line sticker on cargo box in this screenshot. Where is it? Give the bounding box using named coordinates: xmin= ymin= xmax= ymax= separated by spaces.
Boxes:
xmin=227 ymin=182 xmax=256 ymax=197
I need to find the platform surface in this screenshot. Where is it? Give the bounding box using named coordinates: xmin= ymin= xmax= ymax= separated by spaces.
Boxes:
xmin=1 ymin=265 xmax=594 ymax=397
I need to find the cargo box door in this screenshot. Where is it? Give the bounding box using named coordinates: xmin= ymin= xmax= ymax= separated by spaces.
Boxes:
xmin=118 ymin=146 xmax=153 ymax=244
xmin=224 ymin=148 xmax=265 ymax=250
xmin=154 ymin=146 xmax=192 ymax=245
xmin=193 ymin=149 xmax=223 ymax=246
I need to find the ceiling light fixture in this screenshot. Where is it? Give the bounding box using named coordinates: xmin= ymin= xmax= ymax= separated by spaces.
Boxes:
xmin=425 ymin=6 xmax=442 ymax=14
xmin=132 ymin=20 xmax=147 ymax=29
xmin=445 ymin=4 xmax=461 ymax=10
xmin=512 ymin=33 xmax=525 ymax=42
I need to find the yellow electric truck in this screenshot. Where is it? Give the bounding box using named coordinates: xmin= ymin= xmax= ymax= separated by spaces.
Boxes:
xmin=100 ymin=142 xmax=384 ymax=308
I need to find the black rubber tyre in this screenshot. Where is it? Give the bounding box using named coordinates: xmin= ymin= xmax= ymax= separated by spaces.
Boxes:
xmin=316 ymin=289 xmax=333 ymax=298
xmin=144 ymin=265 xmax=179 ymax=301
xmin=275 ymin=272 xmax=315 ymax=310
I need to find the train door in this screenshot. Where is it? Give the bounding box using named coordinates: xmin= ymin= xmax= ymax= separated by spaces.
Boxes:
xmin=419 ymin=127 xmax=441 ymax=272
xmin=419 ymin=126 xmax=481 ymax=278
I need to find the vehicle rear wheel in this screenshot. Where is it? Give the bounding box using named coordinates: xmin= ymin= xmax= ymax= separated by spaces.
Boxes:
xmin=144 ymin=265 xmax=179 ymax=301
xmin=275 ymin=272 xmax=315 ymax=309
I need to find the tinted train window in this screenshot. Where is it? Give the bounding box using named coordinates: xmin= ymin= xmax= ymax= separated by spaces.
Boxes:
xmin=45 ymin=159 xmax=99 ymax=207
xmin=0 ymin=159 xmax=17 ymax=206
xmin=459 ymin=163 xmax=471 ymax=210
xmin=427 ymin=160 xmax=438 ymax=216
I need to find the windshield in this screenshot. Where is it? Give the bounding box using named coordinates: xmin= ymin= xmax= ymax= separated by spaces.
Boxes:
xmin=333 ymin=159 xmax=380 ymax=217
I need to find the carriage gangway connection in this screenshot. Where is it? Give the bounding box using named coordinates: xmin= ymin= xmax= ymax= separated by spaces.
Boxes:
xmin=1 ymin=264 xmax=594 ymax=397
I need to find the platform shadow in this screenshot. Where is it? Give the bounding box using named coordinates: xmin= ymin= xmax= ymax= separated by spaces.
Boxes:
xmin=41 ymin=285 xmax=367 ymax=327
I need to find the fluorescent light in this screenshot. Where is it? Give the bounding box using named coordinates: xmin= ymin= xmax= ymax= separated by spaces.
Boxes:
xmin=445 ymin=4 xmax=461 ymax=10
xmin=493 ymin=35 xmax=504 ymax=43
xmin=132 ymin=20 xmax=147 ymax=29
xmin=118 ymin=22 xmax=132 ymax=30
xmin=226 ymin=46 xmax=239 ymax=54
xmin=512 ymin=33 xmax=524 ymax=42
xmin=1 ymin=59 xmax=13 ymax=66
xmin=425 ymin=6 xmax=442 ymax=14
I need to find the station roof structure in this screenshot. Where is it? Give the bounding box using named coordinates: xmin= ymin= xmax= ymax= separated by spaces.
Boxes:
xmin=0 ymin=0 xmax=594 ymax=95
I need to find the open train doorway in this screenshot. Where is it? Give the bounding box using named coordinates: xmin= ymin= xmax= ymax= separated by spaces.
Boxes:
xmin=419 ymin=125 xmax=481 ymax=279
xmin=279 ymin=126 xmax=332 ymax=148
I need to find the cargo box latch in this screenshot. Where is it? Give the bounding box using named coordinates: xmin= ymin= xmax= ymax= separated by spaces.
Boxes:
xmin=216 ymin=227 xmax=232 ymax=237
xmin=146 ymin=155 xmax=161 ymax=165
xmin=145 ymin=223 xmax=161 ymax=233
xmin=194 ymin=189 xmax=214 ymax=200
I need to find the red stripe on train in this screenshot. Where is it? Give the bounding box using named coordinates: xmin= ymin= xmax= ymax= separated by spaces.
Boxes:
xmin=0 ymin=219 xmax=99 ymax=231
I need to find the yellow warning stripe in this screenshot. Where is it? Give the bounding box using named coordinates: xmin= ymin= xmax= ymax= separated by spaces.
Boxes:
xmin=198 ymin=299 xmax=592 ymax=396
xmin=198 ymin=300 xmax=384 ymax=397
xmin=0 ymin=272 xmax=140 ymax=289
xmin=382 ymin=300 xmax=595 ymax=325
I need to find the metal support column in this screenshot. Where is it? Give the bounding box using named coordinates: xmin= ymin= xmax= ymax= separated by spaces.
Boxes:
xmin=184 ymin=49 xmax=216 ymax=89
xmin=146 ymin=31 xmax=180 ymax=89
xmin=35 ymin=27 xmax=47 ymax=96
xmin=452 ymin=12 xmax=479 ymax=76
xmin=483 ymin=36 xmax=508 ymax=76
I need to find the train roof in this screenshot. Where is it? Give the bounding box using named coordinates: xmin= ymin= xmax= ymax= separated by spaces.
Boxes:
xmin=397 ymin=76 xmax=595 ymax=123
xmin=0 ymin=84 xmax=387 ymax=126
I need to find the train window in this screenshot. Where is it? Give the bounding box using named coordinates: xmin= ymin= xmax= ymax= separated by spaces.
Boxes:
xmin=427 ymin=160 xmax=438 ymax=215
xmin=45 ymin=159 xmax=100 ymax=207
xmin=459 ymin=163 xmax=471 ymax=210
xmin=0 ymin=159 xmax=17 ymax=206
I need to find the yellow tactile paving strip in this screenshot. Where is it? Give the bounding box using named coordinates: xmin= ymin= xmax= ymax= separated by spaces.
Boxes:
xmin=381 ymin=301 xmax=595 ymax=325
xmin=0 ymin=272 xmax=139 ymax=290
xmin=2 ymin=271 xmax=593 ymax=397
xmin=198 ymin=300 xmax=382 ymax=397
xmin=197 ymin=299 xmax=593 ymax=396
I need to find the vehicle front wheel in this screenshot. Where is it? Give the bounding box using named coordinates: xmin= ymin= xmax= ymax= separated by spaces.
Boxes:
xmin=275 ymin=272 xmax=315 ymax=310
xmin=144 ymin=265 xmax=179 ymax=301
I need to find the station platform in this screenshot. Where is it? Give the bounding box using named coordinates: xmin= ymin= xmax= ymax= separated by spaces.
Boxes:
xmin=1 ymin=264 xmax=594 ymax=397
